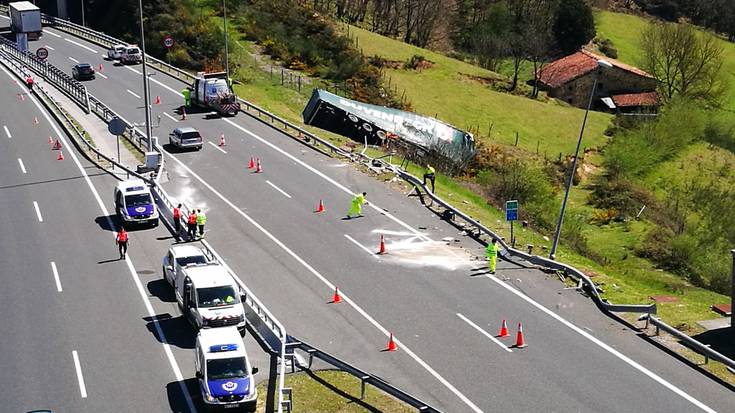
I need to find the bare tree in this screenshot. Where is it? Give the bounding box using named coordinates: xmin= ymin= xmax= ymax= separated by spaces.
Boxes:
xmin=640 ymin=22 xmax=726 ymax=104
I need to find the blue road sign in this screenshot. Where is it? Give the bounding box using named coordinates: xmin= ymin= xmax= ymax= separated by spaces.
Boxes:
xmin=506 ymin=200 xmax=518 ymax=222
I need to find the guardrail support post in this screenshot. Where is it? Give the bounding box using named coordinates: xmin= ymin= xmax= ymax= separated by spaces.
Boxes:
xmin=360 ymin=376 xmax=368 ymax=399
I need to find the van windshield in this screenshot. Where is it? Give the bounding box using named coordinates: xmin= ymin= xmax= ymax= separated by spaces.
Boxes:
xmin=176 ymin=255 xmax=207 ymax=267
xmin=207 ymin=358 xmax=247 ymax=380
xmin=127 ymin=48 xmax=140 ymax=54
xmin=125 ymin=193 xmax=152 ymax=207
xmin=198 ymin=286 xmax=239 ymax=308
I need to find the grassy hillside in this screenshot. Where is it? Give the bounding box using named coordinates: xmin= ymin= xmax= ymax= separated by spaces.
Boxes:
xmin=345 ymin=25 xmax=613 ymax=156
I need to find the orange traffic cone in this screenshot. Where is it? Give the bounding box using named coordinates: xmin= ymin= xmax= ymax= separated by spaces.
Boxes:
xmin=378 ymin=235 xmax=386 ymax=255
xmin=99 ymin=64 xmax=104 ymax=72
xmin=331 ymin=287 xmax=342 ymax=304
xmin=315 ymin=200 xmax=325 ymax=213
xmin=514 ymin=323 xmax=528 ymax=348
xmin=181 ymin=106 xmax=187 ymax=120
xmin=33 ymin=116 xmax=39 ymax=125
xmin=219 ymin=134 xmax=226 ymax=147
xmin=497 ymin=319 xmax=510 ymax=338
xmin=52 ymin=139 xmax=62 ymax=150
xmin=255 ymin=158 xmax=262 ymax=173
xmin=48 ymin=136 xmax=53 ymax=145
xmin=386 ymin=333 xmax=398 ymax=352
xmin=57 ymin=150 xmax=64 ymax=161
xmin=248 ymin=157 xmax=255 ymax=169
xmin=154 ymin=95 xmax=161 ymax=105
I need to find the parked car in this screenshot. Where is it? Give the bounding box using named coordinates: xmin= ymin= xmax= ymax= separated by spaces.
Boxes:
xmin=120 ymin=45 xmax=142 ymax=64
xmin=107 ymin=44 xmax=127 ymax=60
xmin=72 ymin=63 xmax=95 ymax=80
xmin=169 ymin=126 xmax=203 ymax=150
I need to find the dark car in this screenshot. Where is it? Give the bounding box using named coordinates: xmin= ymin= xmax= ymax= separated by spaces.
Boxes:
xmin=72 ymin=63 xmax=95 ymax=80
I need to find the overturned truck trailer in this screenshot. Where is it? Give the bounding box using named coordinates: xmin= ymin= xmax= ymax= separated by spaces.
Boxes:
xmin=302 ymin=89 xmax=476 ymax=170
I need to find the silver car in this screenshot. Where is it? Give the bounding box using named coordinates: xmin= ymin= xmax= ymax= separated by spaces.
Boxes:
xmin=169 ymin=126 xmax=203 ymax=150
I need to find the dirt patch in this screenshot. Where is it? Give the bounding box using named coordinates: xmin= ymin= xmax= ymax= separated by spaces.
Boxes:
xmin=649 ymin=295 xmax=680 ymax=303
xmin=460 ymin=73 xmax=507 ymax=88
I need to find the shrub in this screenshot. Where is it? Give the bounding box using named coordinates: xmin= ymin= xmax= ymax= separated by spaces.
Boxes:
xmin=596 ymin=37 xmax=618 ymax=59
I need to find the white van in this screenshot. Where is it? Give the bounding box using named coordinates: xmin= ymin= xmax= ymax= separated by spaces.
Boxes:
xmin=175 ymin=264 xmax=246 ymax=331
xmin=195 ymin=327 xmax=258 ymax=411
xmin=113 ymin=179 xmax=159 ymax=227
xmin=121 ymin=45 xmax=142 ymax=64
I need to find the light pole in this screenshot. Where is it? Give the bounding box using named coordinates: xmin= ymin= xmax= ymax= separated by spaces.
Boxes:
xmin=80 ymin=0 xmax=85 ymax=27
xmin=138 ymin=0 xmax=153 ymax=151
xmin=549 ymin=59 xmax=613 ymax=260
xmin=222 ymin=0 xmax=230 ymax=80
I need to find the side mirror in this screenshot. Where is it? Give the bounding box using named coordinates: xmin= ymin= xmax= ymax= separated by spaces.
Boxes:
xmin=251 ymin=367 xmax=259 ymax=375
xmin=195 ymin=371 xmax=203 ymax=379
xmin=166 ymin=265 xmax=174 ymax=272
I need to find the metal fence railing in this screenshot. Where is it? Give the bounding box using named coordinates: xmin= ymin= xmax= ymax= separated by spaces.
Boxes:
xmin=286 ymin=337 xmax=442 ymax=413
xmin=647 ymin=316 xmax=735 ymax=370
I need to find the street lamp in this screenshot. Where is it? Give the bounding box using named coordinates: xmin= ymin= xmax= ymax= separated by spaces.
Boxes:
xmin=137 ymin=0 xmax=153 ymax=152
xmin=222 ymin=0 xmax=230 ymax=80
xmin=80 ymin=0 xmax=85 ymax=27
xmin=549 ymin=59 xmax=613 ymax=260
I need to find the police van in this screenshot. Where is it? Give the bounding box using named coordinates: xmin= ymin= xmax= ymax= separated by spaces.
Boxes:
xmin=195 ymin=327 xmax=258 ymax=411
xmin=113 ymin=179 xmax=159 ymax=227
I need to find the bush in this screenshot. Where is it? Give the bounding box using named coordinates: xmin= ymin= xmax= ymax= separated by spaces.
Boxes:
xmin=596 ymin=37 xmax=618 ymax=59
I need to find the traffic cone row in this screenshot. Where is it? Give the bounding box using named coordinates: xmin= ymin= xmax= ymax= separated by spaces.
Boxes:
xmin=496 ymin=320 xmax=527 ymax=348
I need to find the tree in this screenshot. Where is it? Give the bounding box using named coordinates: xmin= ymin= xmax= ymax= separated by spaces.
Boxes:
xmin=640 ymin=22 xmax=726 ymax=104
xmin=552 ymin=0 xmax=595 ymax=54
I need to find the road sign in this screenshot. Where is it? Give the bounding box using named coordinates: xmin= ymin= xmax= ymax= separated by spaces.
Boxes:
xmin=162 ymin=36 xmax=175 ymax=49
xmin=36 ymin=46 xmax=48 ymax=60
xmin=505 ymin=200 xmax=518 ymax=222
xmin=108 ymin=116 xmax=127 ymax=136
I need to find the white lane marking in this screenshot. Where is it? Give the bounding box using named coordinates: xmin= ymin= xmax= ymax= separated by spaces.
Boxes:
xmin=68 ymin=56 xmax=79 ymax=63
xmin=51 ymin=261 xmax=62 ymax=292
xmin=1 ymin=66 xmax=199 ymax=413
xmin=96 ymin=72 xmax=108 ymax=79
xmin=485 ymin=275 xmax=716 ymax=412
xmin=265 ymin=180 xmax=292 ymax=199
xmin=71 ymin=351 xmax=87 ymax=398
xmin=4 ymin=125 xmax=11 ymax=138
xmin=223 ymin=119 xmax=431 ymax=242
xmin=43 ymin=29 xmax=62 ymax=38
xmin=126 ymin=89 xmax=141 ymax=99
xmin=33 ymin=201 xmax=43 ymax=222
xmin=161 ymin=147 xmax=482 ymax=413
xmin=457 ymin=313 xmax=512 ymax=353
xmin=207 ymin=141 xmax=227 ymax=154
xmin=44 ymin=45 xmax=55 ymax=51
xmin=125 ymin=66 xmax=142 ymax=75
xmin=344 ymin=234 xmax=377 ymax=257
xmin=17 ymin=158 xmax=26 ymax=174
xmin=162 ymin=112 xmax=179 ymax=123
xmin=64 ymin=37 xmax=98 ymax=53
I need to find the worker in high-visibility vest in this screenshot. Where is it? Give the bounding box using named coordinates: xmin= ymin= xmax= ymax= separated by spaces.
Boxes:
xmin=182 ymin=88 xmax=191 ymax=107
xmin=196 ymin=209 xmax=207 ymax=239
xmin=486 ymin=238 xmax=499 ymax=274
xmin=346 ymin=192 xmax=368 ymax=219
xmin=116 ymin=227 xmax=129 ymax=259
xmin=423 ymin=164 xmax=436 ymax=192
xmin=187 ymin=210 xmax=198 ymax=240
xmin=173 ymin=204 xmax=182 ymax=237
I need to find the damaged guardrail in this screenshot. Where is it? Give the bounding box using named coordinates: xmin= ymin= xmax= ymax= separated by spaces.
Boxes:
xmin=647 ymin=316 xmax=735 ymax=370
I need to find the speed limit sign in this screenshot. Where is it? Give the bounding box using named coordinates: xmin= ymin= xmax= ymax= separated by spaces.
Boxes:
xmin=162 ymin=36 xmax=175 ymax=49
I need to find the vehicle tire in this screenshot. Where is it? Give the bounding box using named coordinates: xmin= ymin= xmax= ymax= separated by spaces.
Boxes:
xmin=169 ymin=138 xmax=174 ymax=147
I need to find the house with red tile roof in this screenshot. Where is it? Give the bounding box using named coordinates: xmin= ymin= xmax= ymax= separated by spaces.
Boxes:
xmin=537 ymin=50 xmax=659 ymax=112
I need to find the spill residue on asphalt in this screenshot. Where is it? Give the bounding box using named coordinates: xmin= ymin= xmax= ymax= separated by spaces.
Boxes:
xmin=372 ymin=229 xmax=475 ymax=271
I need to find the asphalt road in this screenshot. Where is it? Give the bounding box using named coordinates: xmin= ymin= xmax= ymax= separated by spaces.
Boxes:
xmin=9 ymin=23 xmax=735 ymax=412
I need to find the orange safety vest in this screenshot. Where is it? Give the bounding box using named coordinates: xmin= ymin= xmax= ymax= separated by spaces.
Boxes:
xmin=173 ymin=207 xmax=181 ymax=219
xmin=188 ymin=213 xmax=197 ymax=225
xmin=26 ymin=76 xmax=33 ymax=85
xmin=117 ymin=230 xmax=128 ymax=242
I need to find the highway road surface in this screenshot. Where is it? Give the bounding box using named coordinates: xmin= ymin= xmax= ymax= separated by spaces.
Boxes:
xmin=0 ymin=20 xmax=733 ymax=412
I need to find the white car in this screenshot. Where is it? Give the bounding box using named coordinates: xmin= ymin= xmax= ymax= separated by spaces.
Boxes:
xmin=107 ymin=44 xmax=126 ymax=60
xmin=163 ymin=244 xmax=209 ymax=286
xmin=121 ymin=46 xmax=142 ymax=64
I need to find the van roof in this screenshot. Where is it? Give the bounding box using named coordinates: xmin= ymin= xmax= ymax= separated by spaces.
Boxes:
xmin=183 ymin=264 xmax=235 ymax=287
xmin=116 ymin=179 xmax=148 ymax=192
xmin=10 ymin=2 xmax=39 ymax=12
xmin=171 ymin=244 xmax=207 ymax=259
xmin=198 ymin=326 xmax=248 ymax=360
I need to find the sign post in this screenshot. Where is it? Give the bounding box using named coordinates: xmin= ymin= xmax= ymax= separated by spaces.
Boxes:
xmin=162 ymin=35 xmax=175 ymax=66
xmin=506 ymin=200 xmax=519 ymax=247
xmin=108 ymin=116 xmax=127 ymax=170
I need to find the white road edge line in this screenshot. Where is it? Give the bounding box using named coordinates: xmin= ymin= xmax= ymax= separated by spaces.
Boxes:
xmin=207 ymin=141 xmax=227 ymax=154
xmin=64 ymin=37 xmax=98 ymax=53
xmin=33 ymin=201 xmax=43 ymax=222
xmin=71 ymin=351 xmax=87 ymax=398
xmin=68 ymin=56 xmax=79 ymax=63
xmin=265 ymin=180 xmax=292 ymax=198
xmin=162 ymin=112 xmax=179 ymax=123
xmin=126 ymin=89 xmax=141 ymax=99
xmin=0 ymin=65 xmax=198 ymax=413
xmin=17 ymin=158 xmax=26 ymax=174
xmin=125 ymin=66 xmax=142 ymax=75
xmin=344 ymin=234 xmax=377 ymax=257
xmin=160 ymin=146 xmax=482 ymax=413
xmin=485 ymin=274 xmax=716 ymax=412
xmin=456 ymin=313 xmax=512 ymax=353
xmin=43 ymin=29 xmax=62 ymax=38
xmin=51 ymin=261 xmax=62 ymax=292
xmin=4 ymin=125 xmax=11 ymax=138
xmin=45 ymin=45 xmax=55 ymax=50
xmin=96 ymin=72 xmax=108 ymax=79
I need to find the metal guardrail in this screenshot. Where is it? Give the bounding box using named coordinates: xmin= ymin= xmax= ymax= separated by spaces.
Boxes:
xmin=286 ymin=337 xmax=442 ymax=413
xmin=647 ymin=316 xmax=735 ymax=370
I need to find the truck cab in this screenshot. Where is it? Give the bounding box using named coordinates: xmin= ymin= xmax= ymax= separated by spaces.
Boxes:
xmin=113 ymin=179 xmax=159 ymax=227
xmin=175 ymin=265 xmax=246 ymax=331
xmin=195 ymin=327 xmax=258 ymax=412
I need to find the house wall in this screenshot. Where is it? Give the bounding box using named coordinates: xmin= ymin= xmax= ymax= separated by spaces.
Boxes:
xmin=549 ymin=68 xmax=658 ymax=108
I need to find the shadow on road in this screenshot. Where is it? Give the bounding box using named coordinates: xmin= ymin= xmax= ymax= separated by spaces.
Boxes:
xmin=143 ymin=313 xmax=196 ymax=349
xmin=95 ymin=214 xmax=119 ymax=231
xmin=148 ymin=279 xmax=176 ymax=303
xmin=166 ymin=378 xmax=199 ymax=413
